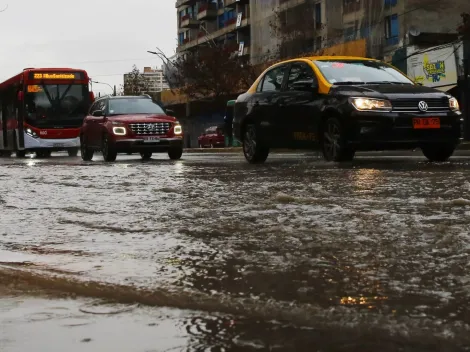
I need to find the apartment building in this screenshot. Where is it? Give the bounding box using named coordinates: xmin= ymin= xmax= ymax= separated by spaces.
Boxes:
xmin=175 ymin=0 xmax=251 ymax=58
xmin=124 ymin=66 xmax=170 ymax=94
xmin=340 ymin=0 xmax=465 ymax=61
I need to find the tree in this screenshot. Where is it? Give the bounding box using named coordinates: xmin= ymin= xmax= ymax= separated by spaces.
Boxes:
xmin=162 ymin=43 xmax=259 ymax=103
xmin=123 ymin=65 xmax=150 ymax=96
xmin=269 ymin=2 xmax=326 ymax=60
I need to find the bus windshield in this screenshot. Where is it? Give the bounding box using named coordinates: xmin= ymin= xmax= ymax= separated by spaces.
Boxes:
xmin=25 ymin=84 xmax=89 ymax=128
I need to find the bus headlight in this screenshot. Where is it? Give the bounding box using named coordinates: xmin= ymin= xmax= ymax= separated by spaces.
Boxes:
xmin=26 ymin=128 xmax=38 ymax=138
xmin=174 ymin=124 xmax=182 ymax=135
xmin=449 ymin=97 xmax=460 ymax=111
xmin=112 ymin=127 xmax=126 ymax=135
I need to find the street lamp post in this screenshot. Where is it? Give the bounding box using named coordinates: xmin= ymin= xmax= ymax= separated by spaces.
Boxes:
xmin=90 ymin=80 xmax=116 ymax=96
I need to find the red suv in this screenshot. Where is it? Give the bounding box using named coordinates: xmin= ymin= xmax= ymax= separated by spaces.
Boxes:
xmin=80 ymin=95 xmax=183 ymax=161
xmin=198 ymin=125 xmax=225 ymax=148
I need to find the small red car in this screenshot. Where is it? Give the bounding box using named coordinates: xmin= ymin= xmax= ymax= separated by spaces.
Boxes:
xmin=198 ymin=125 xmax=225 ymax=148
xmin=80 ymin=95 xmax=183 ymax=161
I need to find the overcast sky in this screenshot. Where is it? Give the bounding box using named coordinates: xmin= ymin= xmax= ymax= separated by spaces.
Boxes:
xmin=0 ymin=0 xmax=176 ymax=96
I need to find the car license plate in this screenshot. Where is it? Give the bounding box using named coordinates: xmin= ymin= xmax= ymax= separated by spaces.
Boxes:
xmin=412 ymin=117 xmax=440 ymax=129
xmin=143 ymin=137 xmax=160 ymax=143
xmin=53 ymin=143 xmax=65 ymax=147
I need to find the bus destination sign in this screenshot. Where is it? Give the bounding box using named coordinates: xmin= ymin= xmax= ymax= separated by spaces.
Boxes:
xmin=28 ymin=72 xmax=84 ymax=80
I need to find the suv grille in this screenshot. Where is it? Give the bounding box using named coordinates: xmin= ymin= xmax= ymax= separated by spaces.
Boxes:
xmin=128 ymin=122 xmax=171 ymax=135
xmin=391 ymin=98 xmax=449 ymax=112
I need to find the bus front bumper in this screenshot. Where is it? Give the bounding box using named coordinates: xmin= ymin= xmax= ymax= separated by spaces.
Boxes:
xmin=23 ymin=134 xmax=80 ymax=151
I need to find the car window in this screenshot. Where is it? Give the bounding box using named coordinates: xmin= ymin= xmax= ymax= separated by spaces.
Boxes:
xmin=313 ymin=60 xmax=414 ymax=84
xmin=260 ymin=65 xmax=287 ymax=92
xmin=286 ymin=62 xmax=318 ymax=90
xmin=108 ymin=98 xmax=166 ymax=115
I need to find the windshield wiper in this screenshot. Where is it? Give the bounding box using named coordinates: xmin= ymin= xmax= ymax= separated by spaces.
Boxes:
xmin=367 ymin=81 xmax=410 ymax=85
xmin=332 ymin=81 xmax=366 ymax=85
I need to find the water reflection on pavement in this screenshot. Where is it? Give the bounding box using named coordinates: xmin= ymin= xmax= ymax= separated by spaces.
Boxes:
xmin=1 ymin=153 xmax=470 ymax=350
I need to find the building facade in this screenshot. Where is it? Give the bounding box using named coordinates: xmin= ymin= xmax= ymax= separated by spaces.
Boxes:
xmin=123 ymin=66 xmax=170 ymax=95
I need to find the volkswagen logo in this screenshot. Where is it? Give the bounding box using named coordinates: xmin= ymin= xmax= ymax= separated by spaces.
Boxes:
xmin=418 ymin=101 xmax=428 ymax=112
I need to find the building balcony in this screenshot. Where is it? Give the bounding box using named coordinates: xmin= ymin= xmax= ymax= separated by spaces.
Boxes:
xmin=197 ymin=4 xmax=218 ymax=20
xmin=180 ymin=15 xmax=200 ymax=28
xmin=175 ymin=0 xmax=193 ymax=8
xmin=225 ymin=0 xmax=249 ymax=8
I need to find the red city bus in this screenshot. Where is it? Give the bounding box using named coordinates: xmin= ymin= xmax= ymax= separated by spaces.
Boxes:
xmin=0 ymin=68 xmax=94 ymax=158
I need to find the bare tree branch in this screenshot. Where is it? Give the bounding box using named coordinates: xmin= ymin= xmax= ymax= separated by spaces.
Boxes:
xmin=122 ymin=65 xmax=150 ymax=96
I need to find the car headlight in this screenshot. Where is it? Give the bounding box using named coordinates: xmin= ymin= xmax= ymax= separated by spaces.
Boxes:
xmin=174 ymin=124 xmax=182 ymax=135
xmin=449 ymin=97 xmax=460 ymax=111
xmin=25 ymin=128 xmax=38 ymax=138
xmin=349 ymin=97 xmax=392 ymax=111
xmin=112 ymin=127 xmax=126 ymax=135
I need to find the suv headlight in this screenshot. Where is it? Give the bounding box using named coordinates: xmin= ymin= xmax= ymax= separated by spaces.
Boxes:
xmin=112 ymin=127 xmax=126 ymax=135
xmin=174 ymin=124 xmax=182 ymax=135
xmin=349 ymin=97 xmax=392 ymax=111
xmin=25 ymin=128 xmax=38 ymax=138
xmin=449 ymin=97 xmax=460 ymax=111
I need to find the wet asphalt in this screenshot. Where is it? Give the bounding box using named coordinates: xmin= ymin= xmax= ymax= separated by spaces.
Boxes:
xmin=1 ymin=151 xmax=470 ymax=351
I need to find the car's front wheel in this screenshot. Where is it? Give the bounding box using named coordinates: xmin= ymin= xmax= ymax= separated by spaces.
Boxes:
xmin=140 ymin=152 xmax=152 ymax=160
xmin=16 ymin=150 xmax=26 ymax=158
xmin=102 ymin=134 xmax=117 ymax=162
xmin=168 ymin=148 xmax=183 ymax=160
xmin=322 ymin=117 xmax=355 ymax=162
xmin=421 ymin=143 xmax=456 ymax=162
xmin=242 ymin=124 xmax=269 ymax=164
xmin=80 ymin=136 xmax=94 ymax=161
xmin=36 ymin=150 xmax=51 ymax=158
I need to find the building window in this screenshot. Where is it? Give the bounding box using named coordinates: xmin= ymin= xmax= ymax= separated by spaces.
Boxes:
xmin=314 ymin=2 xmax=322 ymax=30
xmin=343 ymin=0 xmax=360 ymax=14
xmin=384 ymin=14 xmax=399 ymax=46
xmin=384 ymin=0 xmax=398 ymax=7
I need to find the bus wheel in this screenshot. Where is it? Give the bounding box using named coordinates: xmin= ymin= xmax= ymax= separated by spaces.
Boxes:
xmin=16 ymin=150 xmax=26 ymax=158
xmin=36 ymin=150 xmax=51 ymax=158
xmin=68 ymin=148 xmax=79 ymax=157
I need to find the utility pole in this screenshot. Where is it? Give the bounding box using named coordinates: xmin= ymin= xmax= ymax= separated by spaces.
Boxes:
xmin=460 ymin=13 xmax=470 ymax=139
xmin=113 ymin=85 xmax=117 ymax=96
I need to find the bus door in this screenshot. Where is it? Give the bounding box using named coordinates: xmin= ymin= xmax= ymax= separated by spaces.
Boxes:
xmin=16 ymin=87 xmax=25 ymax=150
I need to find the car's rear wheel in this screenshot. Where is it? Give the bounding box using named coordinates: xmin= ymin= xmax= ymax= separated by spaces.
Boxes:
xmin=140 ymin=152 xmax=152 ymax=160
xmin=242 ymin=124 xmax=269 ymax=164
xmin=322 ymin=117 xmax=355 ymax=162
xmin=68 ymin=148 xmax=79 ymax=157
xmin=198 ymin=143 xmax=203 ymax=148
xmin=421 ymin=143 xmax=456 ymax=162
xmin=168 ymin=148 xmax=183 ymax=160
xmin=102 ymin=134 xmax=117 ymax=162
xmin=80 ymin=136 xmax=94 ymax=161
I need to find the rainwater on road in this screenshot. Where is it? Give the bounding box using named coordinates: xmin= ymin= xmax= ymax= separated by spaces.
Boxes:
xmin=1 ymin=152 xmax=470 ymax=351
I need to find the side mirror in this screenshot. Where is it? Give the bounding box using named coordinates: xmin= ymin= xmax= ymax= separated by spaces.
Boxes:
xmin=166 ymin=109 xmax=175 ymax=115
xmin=92 ymin=110 xmax=105 ymax=117
xmin=292 ymin=79 xmax=318 ymax=92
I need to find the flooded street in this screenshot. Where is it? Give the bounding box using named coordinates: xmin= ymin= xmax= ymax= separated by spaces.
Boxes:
xmin=1 ymin=152 xmax=470 ymax=351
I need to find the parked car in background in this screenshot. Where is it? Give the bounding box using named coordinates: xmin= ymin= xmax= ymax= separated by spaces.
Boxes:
xmin=198 ymin=125 xmax=225 ymax=148
xmin=80 ymin=95 xmax=183 ymax=162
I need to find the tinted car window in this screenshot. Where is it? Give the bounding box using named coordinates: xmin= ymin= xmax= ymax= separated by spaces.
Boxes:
xmin=108 ymin=98 xmax=166 ymax=115
xmin=260 ymin=65 xmax=287 ymax=92
xmin=286 ymin=63 xmax=317 ymax=90
xmin=313 ymin=60 xmax=414 ymax=84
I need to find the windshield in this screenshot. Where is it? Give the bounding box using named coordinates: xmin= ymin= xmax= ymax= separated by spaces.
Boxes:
xmin=25 ymin=84 xmax=89 ymax=128
xmin=313 ymin=60 xmax=414 ymax=85
xmin=108 ymin=98 xmax=166 ymax=115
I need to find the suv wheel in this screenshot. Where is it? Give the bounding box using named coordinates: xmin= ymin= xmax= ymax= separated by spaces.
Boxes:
xmin=16 ymin=150 xmax=26 ymax=158
xmin=168 ymin=148 xmax=183 ymax=160
xmin=322 ymin=117 xmax=355 ymax=162
xmin=102 ymin=134 xmax=117 ymax=162
xmin=421 ymin=143 xmax=456 ymax=162
xmin=36 ymin=150 xmax=51 ymax=158
xmin=242 ymin=124 xmax=269 ymax=164
xmin=140 ymin=152 xmax=152 ymax=160
xmin=80 ymin=137 xmax=94 ymax=161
